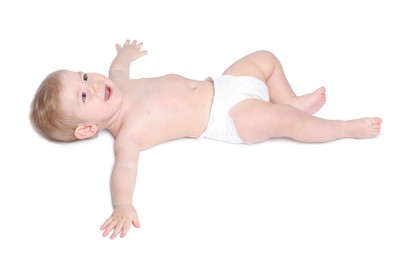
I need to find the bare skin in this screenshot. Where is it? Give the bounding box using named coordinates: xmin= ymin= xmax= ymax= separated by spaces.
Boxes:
xmin=223 ymin=50 xmax=381 ymax=143
xmin=58 ymin=40 xmax=381 ymax=239
xmin=290 ymin=86 xmax=327 ymax=114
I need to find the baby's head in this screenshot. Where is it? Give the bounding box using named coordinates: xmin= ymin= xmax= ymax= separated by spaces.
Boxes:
xmin=31 ymin=70 xmax=81 ymax=142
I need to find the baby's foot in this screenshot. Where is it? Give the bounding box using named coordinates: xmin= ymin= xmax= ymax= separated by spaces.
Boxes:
xmin=290 ymin=87 xmax=326 ymax=114
xmin=346 ymin=117 xmax=382 ymax=139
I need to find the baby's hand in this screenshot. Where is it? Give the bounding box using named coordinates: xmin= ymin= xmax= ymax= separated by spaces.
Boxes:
xmin=115 ymin=39 xmax=148 ymax=62
xmin=100 ymin=203 xmax=141 ymax=239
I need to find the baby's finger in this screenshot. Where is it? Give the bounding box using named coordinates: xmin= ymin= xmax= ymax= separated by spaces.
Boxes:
xmin=136 ymin=42 xmax=143 ymax=49
xmin=115 ymin=44 xmax=122 ymax=51
xmin=110 ymin=221 xmax=125 ymax=239
xmin=133 ymin=216 xmax=141 ymax=228
xmin=102 ymin=219 xmax=118 ymax=237
xmin=100 ymin=217 xmax=114 ymax=230
xmin=120 ymin=222 xmax=132 ymax=238
xmin=124 ymin=39 xmax=130 ymax=47
xmin=130 ymin=40 xmax=138 ymax=46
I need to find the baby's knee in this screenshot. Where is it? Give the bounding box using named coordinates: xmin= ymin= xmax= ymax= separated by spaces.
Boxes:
xmin=252 ymin=50 xmax=278 ymax=61
xmin=249 ymin=50 xmax=281 ymax=71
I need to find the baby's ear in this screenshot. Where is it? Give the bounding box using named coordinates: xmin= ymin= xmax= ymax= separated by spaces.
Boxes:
xmin=74 ymin=124 xmax=98 ymax=140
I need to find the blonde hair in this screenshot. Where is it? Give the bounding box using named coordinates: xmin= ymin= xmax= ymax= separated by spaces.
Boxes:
xmin=30 ymin=70 xmax=79 ymax=142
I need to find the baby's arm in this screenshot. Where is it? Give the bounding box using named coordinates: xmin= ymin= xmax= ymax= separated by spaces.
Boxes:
xmin=109 ymin=39 xmax=148 ymax=81
xmin=100 ymin=139 xmax=142 ymax=239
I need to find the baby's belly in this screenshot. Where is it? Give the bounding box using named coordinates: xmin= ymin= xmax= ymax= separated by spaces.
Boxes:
xmin=140 ymin=83 xmax=214 ymax=147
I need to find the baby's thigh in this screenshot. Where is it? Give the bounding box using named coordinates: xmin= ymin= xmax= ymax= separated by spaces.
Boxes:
xmin=222 ymin=51 xmax=267 ymax=82
xmin=229 ymin=99 xmax=276 ymax=143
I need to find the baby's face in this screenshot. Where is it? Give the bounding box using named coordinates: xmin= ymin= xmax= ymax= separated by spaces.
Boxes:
xmin=60 ymin=70 xmax=122 ymax=125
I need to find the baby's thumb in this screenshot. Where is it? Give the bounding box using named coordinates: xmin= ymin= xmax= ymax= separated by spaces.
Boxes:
xmin=133 ymin=217 xmax=141 ymax=228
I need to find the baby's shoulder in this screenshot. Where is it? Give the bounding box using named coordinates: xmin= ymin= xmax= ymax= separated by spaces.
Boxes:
xmin=114 ymin=128 xmax=144 ymax=151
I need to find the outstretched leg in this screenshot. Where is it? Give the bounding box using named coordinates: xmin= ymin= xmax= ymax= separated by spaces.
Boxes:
xmin=222 ymin=50 xmax=326 ymax=114
xmin=229 ymin=99 xmax=382 ymax=144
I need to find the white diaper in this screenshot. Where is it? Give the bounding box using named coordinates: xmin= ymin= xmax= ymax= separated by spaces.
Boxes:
xmin=199 ymin=75 xmax=269 ymax=143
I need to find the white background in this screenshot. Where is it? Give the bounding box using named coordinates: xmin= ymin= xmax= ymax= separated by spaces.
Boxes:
xmin=1 ymin=0 xmax=400 ymax=259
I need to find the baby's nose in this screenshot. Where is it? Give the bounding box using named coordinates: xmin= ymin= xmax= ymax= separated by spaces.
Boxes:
xmin=89 ymin=82 xmax=99 ymax=94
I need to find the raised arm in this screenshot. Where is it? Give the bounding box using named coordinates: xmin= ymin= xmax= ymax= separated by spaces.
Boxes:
xmin=100 ymin=139 xmax=142 ymax=239
xmin=109 ymin=39 xmax=148 ymax=82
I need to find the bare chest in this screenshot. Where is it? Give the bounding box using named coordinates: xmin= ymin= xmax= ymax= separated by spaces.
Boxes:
xmin=121 ymin=75 xmax=214 ymax=147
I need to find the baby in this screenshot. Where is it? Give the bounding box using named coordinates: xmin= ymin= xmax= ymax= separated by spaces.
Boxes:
xmin=30 ymin=39 xmax=382 ymax=239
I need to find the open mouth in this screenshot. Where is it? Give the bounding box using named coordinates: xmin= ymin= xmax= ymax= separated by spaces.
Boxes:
xmin=104 ymin=86 xmax=112 ymax=101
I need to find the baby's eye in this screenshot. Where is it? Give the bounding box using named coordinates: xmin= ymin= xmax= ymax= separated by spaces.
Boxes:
xmin=82 ymin=92 xmax=87 ymax=103
xmin=83 ymin=73 xmax=88 ymax=82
